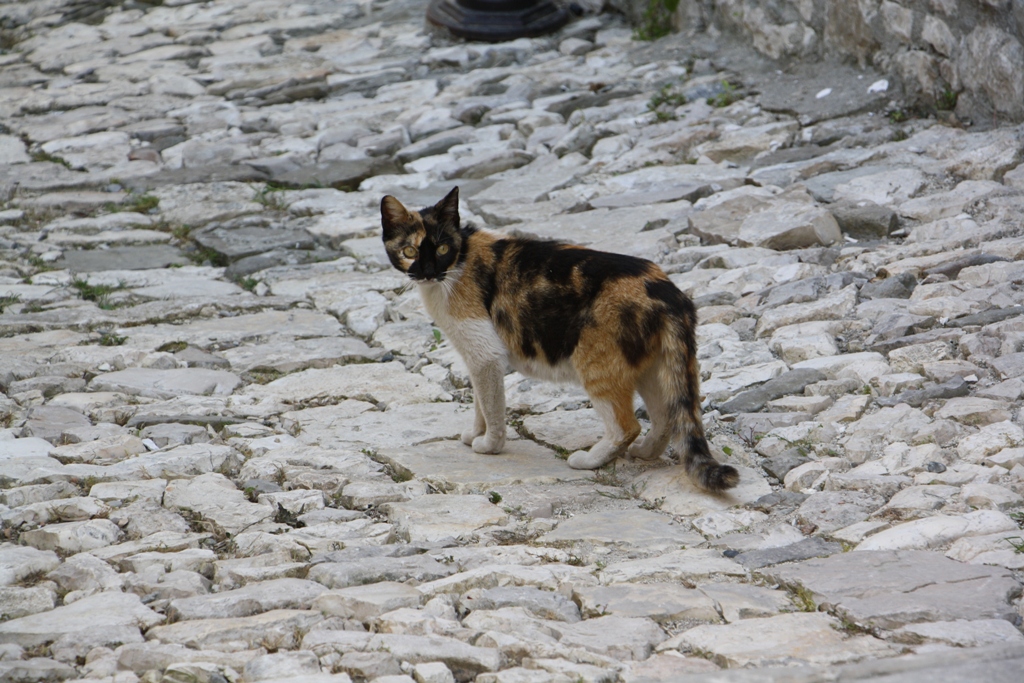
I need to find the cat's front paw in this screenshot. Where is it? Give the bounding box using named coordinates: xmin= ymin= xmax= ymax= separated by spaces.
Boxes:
xmin=472 ymin=433 xmax=505 ymax=454
xmin=461 ymin=426 xmax=484 ymax=446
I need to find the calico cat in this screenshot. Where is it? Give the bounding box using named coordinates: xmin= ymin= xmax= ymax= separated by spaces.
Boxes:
xmin=380 ymin=187 xmax=739 ymax=492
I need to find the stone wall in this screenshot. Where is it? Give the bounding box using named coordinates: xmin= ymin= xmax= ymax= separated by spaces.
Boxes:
xmin=619 ymin=0 xmax=1024 ymax=124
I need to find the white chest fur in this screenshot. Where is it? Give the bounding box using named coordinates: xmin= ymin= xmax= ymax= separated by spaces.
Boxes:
xmin=417 ymin=281 xmax=507 ymax=367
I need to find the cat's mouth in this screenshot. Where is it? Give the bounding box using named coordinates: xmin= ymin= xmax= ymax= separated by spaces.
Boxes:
xmin=410 ymin=274 xmax=445 ymax=283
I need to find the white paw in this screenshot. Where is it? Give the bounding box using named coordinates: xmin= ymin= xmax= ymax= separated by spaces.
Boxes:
xmin=461 ymin=427 xmax=483 ymax=446
xmin=626 ymin=439 xmax=648 ymax=460
xmin=472 ymin=434 xmax=505 ymax=454
xmin=567 ymin=448 xmax=617 ymax=470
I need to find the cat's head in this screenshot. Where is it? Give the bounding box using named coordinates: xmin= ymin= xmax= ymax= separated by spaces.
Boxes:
xmin=380 ymin=186 xmax=463 ymax=283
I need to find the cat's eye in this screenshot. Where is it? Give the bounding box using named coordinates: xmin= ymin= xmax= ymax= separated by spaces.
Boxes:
xmin=402 ymin=246 xmax=417 ymax=259
xmin=436 ymin=244 xmax=450 ymax=256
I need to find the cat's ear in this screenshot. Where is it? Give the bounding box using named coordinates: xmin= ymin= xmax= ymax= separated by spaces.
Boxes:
xmin=381 ymin=195 xmax=411 ymax=239
xmin=436 ymin=186 xmax=460 ymax=224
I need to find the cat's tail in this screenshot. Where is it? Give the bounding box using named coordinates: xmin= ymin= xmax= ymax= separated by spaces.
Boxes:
xmin=659 ymin=307 xmax=740 ymax=492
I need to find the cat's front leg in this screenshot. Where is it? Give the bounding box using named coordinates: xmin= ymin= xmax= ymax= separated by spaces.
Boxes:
xmin=467 ymin=359 xmax=506 ymax=454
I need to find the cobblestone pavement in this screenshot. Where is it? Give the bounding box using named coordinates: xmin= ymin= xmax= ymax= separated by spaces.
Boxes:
xmin=1 ymin=1 xmax=1024 ymax=682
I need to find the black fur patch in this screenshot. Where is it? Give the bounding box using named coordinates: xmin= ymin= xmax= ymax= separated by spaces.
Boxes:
xmin=617 ymin=304 xmax=665 ymax=367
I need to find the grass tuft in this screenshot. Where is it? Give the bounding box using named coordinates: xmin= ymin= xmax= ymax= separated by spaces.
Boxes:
xmin=707 ymin=81 xmax=741 ymax=108
xmin=0 ymin=293 xmax=21 ymax=313
xmin=633 ymin=0 xmax=680 ymax=41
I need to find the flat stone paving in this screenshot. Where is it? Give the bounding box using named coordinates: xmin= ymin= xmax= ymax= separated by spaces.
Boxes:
xmin=0 ymin=0 xmax=1023 ymax=681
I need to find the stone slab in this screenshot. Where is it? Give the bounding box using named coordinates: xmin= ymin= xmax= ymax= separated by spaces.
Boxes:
xmin=57 ymin=245 xmax=190 ymax=272
xmin=383 ymin=494 xmax=509 ymax=543
xmin=373 ymin=440 xmax=586 ymax=495
xmin=539 ymin=509 xmax=703 ymax=553
xmin=764 ymin=550 xmax=1022 ymax=629
xmin=0 ymin=591 xmax=162 ymax=648
xmin=674 ymin=612 xmax=895 ymax=668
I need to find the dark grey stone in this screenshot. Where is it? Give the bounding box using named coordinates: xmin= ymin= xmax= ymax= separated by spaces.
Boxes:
xmin=869 ymin=327 xmax=963 ymax=355
xmin=861 ymin=272 xmax=917 ymax=300
xmin=747 ymin=491 xmax=809 ymax=513
xmin=762 ymin=448 xmax=811 ymax=482
xmin=124 ymin=165 xmax=269 ymax=190
xmin=760 ymin=276 xmax=827 ymax=308
xmin=754 ymin=61 xmax=890 ymax=125
xmin=795 ymin=491 xmax=885 ymax=534
xmin=868 ymin=313 xmax=936 ymax=344
xmin=590 ymin=184 xmax=713 ymax=208
xmin=948 ymin=307 xmax=1024 ymax=328
xmin=57 ymin=245 xmax=190 ymax=273
xmin=223 ymin=248 xmax=342 ymax=279
xmin=193 ymin=225 xmax=316 ymax=262
xmin=924 ymin=254 xmax=1009 ymax=280
xmin=736 ymin=537 xmax=842 ymax=569
xmin=395 ymin=126 xmax=475 ymax=164
xmin=461 ymin=586 xmax=581 ymax=622
xmin=794 ymin=246 xmax=841 ymax=267
xmin=876 ymin=375 xmax=970 ymax=408
xmin=764 ymin=550 xmax=1023 ymax=630
xmin=269 ymin=158 xmax=396 ymax=190
xmin=830 ymin=200 xmax=898 ymax=239
xmin=718 ymin=369 xmax=826 ymax=413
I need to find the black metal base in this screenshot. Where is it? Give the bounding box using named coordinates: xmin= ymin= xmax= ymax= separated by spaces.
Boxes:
xmin=427 ymin=0 xmax=569 ymax=42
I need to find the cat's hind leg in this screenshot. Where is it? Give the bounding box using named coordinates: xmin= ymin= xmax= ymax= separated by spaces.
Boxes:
xmin=461 ymin=399 xmax=486 ymax=446
xmin=567 ymin=383 xmax=640 ymax=470
xmin=627 ymin=369 xmax=671 ymax=461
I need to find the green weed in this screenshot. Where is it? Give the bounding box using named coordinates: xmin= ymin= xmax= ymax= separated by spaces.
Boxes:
xmin=30 ymin=150 xmax=71 ymax=168
xmin=187 ymin=245 xmax=229 ymax=268
xmin=707 ymin=81 xmax=741 ymax=108
xmin=0 ymin=293 xmax=21 ymax=313
xmin=647 ymin=83 xmax=687 ymax=121
xmin=98 ymin=332 xmax=127 ymax=346
xmin=938 ymin=88 xmax=958 ymax=111
xmin=157 ymin=341 xmax=188 ymax=353
xmin=237 ymin=276 xmax=259 ymax=292
xmin=253 ymin=184 xmax=287 ymax=211
xmin=633 ymin=0 xmax=680 ymax=41
xmin=119 ymin=193 xmax=160 ymax=214
xmin=791 ymin=585 xmax=817 ymax=612
xmin=487 ymin=491 xmax=502 ymax=504
xmin=28 ymin=255 xmax=56 ymax=272
xmin=71 ymin=278 xmax=125 ymax=310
